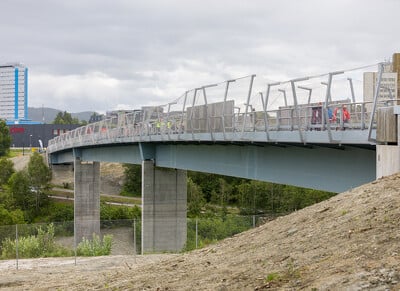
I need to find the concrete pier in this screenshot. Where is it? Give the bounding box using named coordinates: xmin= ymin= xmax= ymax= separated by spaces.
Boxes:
xmin=74 ymin=159 xmax=101 ymax=245
xmin=141 ymin=160 xmax=187 ymax=253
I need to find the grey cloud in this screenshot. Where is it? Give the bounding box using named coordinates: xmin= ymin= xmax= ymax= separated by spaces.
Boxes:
xmin=1 ymin=0 xmax=400 ymax=113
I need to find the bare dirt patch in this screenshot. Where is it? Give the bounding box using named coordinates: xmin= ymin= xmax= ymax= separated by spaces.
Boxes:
xmin=1 ymin=174 xmax=400 ymax=290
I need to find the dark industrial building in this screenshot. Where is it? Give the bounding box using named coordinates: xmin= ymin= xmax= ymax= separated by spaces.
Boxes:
xmin=8 ymin=124 xmax=80 ymax=149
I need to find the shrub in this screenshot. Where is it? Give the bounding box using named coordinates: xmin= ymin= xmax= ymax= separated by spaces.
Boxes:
xmin=184 ymin=215 xmax=252 ymax=251
xmin=1 ymin=223 xmax=72 ymax=259
xmin=76 ymin=234 xmax=113 ymax=256
xmin=100 ymin=203 xmax=141 ymax=221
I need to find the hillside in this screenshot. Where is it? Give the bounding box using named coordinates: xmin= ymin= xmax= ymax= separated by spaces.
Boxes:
xmin=1 ymin=174 xmax=400 ymax=290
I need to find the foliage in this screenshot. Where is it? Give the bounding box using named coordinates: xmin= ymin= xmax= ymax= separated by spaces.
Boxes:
xmin=0 ymin=204 xmax=25 ymax=225
xmin=188 ymin=171 xmax=245 ymax=205
xmin=34 ymin=202 xmax=74 ymax=223
xmin=6 ymin=149 xmax=23 ymax=158
xmin=52 ymin=111 xmax=80 ymax=125
xmin=8 ymin=171 xmax=34 ymax=211
xmin=1 ymin=223 xmax=72 ymax=259
xmin=100 ymin=202 xmax=141 ymax=221
xmin=27 ymin=153 xmax=52 ymax=188
xmin=121 ymin=164 xmax=141 ymax=197
xmin=53 ymin=111 xmax=87 ymax=125
xmin=0 ymin=158 xmax=15 ymax=187
xmin=265 ymin=273 xmax=281 ymax=282
xmin=188 ymin=171 xmax=221 ymax=202
xmin=76 ymin=234 xmax=113 ymax=256
xmin=184 ymin=215 xmax=252 ymax=251
xmin=0 ymin=120 xmax=11 ymax=156
xmin=237 ymin=180 xmax=335 ymax=215
xmin=26 ymin=152 xmax=52 ymax=212
xmin=187 ymin=177 xmax=205 ymax=217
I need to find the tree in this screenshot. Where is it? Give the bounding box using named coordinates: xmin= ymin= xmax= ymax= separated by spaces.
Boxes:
xmin=0 ymin=119 xmax=11 ymax=156
xmin=121 ymin=164 xmax=141 ymax=196
xmin=187 ymin=178 xmax=205 ymax=217
xmin=27 ymin=152 xmax=51 ymax=210
xmin=8 ymin=171 xmax=34 ymax=211
xmin=0 ymin=158 xmax=15 ymax=187
xmin=0 ymin=204 xmax=24 ymax=225
xmin=52 ymin=111 xmax=80 ymax=125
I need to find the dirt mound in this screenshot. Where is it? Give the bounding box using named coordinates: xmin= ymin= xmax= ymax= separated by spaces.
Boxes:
xmin=1 ymin=174 xmax=400 ymax=290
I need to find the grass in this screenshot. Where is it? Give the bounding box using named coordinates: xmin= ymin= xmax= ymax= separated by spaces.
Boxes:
xmin=7 ymin=148 xmax=26 ymax=158
xmin=265 ymin=272 xmax=280 ymax=282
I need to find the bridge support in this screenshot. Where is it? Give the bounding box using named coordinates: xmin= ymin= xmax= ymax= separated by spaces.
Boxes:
xmin=141 ymin=160 xmax=187 ymax=253
xmin=74 ymin=159 xmax=101 ymax=245
xmin=376 ymin=106 xmax=400 ymax=178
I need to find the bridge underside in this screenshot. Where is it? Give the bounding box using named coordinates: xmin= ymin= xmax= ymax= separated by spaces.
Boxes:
xmin=50 ymin=142 xmax=375 ymax=193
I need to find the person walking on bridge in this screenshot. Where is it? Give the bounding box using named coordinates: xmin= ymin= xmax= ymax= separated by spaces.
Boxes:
xmin=333 ymin=104 xmax=350 ymax=130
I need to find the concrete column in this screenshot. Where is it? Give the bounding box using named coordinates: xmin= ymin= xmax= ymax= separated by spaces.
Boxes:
xmin=142 ymin=160 xmax=187 ymax=253
xmin=74 ymin=159 xmax=100 ymax=245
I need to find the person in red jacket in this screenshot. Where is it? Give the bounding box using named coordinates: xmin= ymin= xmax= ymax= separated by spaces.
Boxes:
xmin=333 ymin=105 xmax=350 ymax=130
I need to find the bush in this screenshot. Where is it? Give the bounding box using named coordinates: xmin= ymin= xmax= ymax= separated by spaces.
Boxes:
xmin=184 ymin=215 xmax=252 ymax=251
xmin=1 ymin=223 xmax=72 ymax=259
xmin=100 ymin=203 xmax=141 ymax=221
xmin=76 ymin=234 xmax=113 ymax=256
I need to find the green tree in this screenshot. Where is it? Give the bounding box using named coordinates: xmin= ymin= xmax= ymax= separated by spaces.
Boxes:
xmin=0 ymin=119 xmax=11 ymax=156
xmin=0 ymin=158 xmax=15 ymax=187
xmin=188 ymin=171 xmax=220 ymax=202
xmin=8 ymin=171 xmax=34 ymax=211
xmin=52 ymin=111 xmax=80 ymax=124
xmin=187 ymin=178 xmax=205 ymax=217
xmin=27 ymin=152 xmax=51 ymax=211
xmin=0 ymin=204 xmax=24 ymax=225
xmin=121 ymin=164 xmax=141 ymax=196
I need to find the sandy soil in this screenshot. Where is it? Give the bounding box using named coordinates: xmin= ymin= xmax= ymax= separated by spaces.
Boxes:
xmin=1 ymin=173 xmax=400 ymax=290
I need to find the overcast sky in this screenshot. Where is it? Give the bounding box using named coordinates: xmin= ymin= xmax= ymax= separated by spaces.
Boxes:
xmin=1 ymin=0 xmax=399 ymax=113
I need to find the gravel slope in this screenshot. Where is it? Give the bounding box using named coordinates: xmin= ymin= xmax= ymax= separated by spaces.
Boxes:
xmin=1 ymin=174 xmax=400 ymax=290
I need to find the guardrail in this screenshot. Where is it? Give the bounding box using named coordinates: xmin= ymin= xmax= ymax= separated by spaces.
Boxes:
xmin=47 ymin=99 xmax=393 ymax=153
xmin=48 ymin=62 xmax=394 ymax=153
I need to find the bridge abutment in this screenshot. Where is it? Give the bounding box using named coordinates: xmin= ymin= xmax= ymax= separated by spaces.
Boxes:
xmin=74 ymin=159 xmax=101 ymax=245
xmin=141 ymin=160 xmax=187 ymax=253
xmin=376 ymin=106 xmax=400 ymax=178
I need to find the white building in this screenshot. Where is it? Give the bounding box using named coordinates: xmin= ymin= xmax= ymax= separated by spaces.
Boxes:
xmin=363 ymin=62 xmax=398 ymax=106
xmin=363 ymin=54 xmax=399 ymax=107
xmin=0 ymin=63 xmax=28 ymax=123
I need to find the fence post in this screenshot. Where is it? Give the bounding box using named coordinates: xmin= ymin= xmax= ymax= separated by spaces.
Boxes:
xmin=74 ymin=220 xmax=77 ymax=266
xmin=253 ymin=215 xmax=256 ymax=228
xmin=16 ymin=224 xmax=19 ymax=270
xmin=195 ymin=218 xmax=198 ymax=249
xmin=133 ymin=219 xmax=137 ymax=264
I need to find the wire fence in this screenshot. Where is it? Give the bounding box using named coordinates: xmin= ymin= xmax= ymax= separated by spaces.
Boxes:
xmin=0 ymin=215 xmax=266 ymax=269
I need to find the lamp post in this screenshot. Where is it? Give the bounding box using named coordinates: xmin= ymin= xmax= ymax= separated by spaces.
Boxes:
xmin=29 ymin=134 xmax=32 ymax=152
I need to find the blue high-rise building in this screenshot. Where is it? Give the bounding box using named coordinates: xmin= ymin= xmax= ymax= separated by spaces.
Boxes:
xmin=0 ymin=63 xmax=32 ymax=124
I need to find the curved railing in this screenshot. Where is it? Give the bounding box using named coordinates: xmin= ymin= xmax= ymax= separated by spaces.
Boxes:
xmin=48 ymin=99 xmax=391 ymax=153
xmin=48 ymin=63 xmax=393 ymax=153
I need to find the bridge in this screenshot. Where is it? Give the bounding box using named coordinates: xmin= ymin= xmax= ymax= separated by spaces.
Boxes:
xmin=47 ymin=62 xmax=400 ymax=253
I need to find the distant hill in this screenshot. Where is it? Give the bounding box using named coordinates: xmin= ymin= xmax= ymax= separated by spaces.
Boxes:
xmin=28 ymin=107 xmax=95 ymax=123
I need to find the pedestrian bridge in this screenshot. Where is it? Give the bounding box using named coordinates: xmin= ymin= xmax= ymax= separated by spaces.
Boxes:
xmin=47 ymin=62 xmax=398 ymax=252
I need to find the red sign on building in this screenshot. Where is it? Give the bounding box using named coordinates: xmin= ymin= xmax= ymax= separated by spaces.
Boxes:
xmin=9 ymin=127 xmax=25 ymax=134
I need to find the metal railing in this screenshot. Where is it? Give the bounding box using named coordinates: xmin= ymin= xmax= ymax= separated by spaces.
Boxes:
xmin=47 ymin=63 xmax=394 ymax=153
xmin=47 ymin=99 xmax=387 ymax=153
